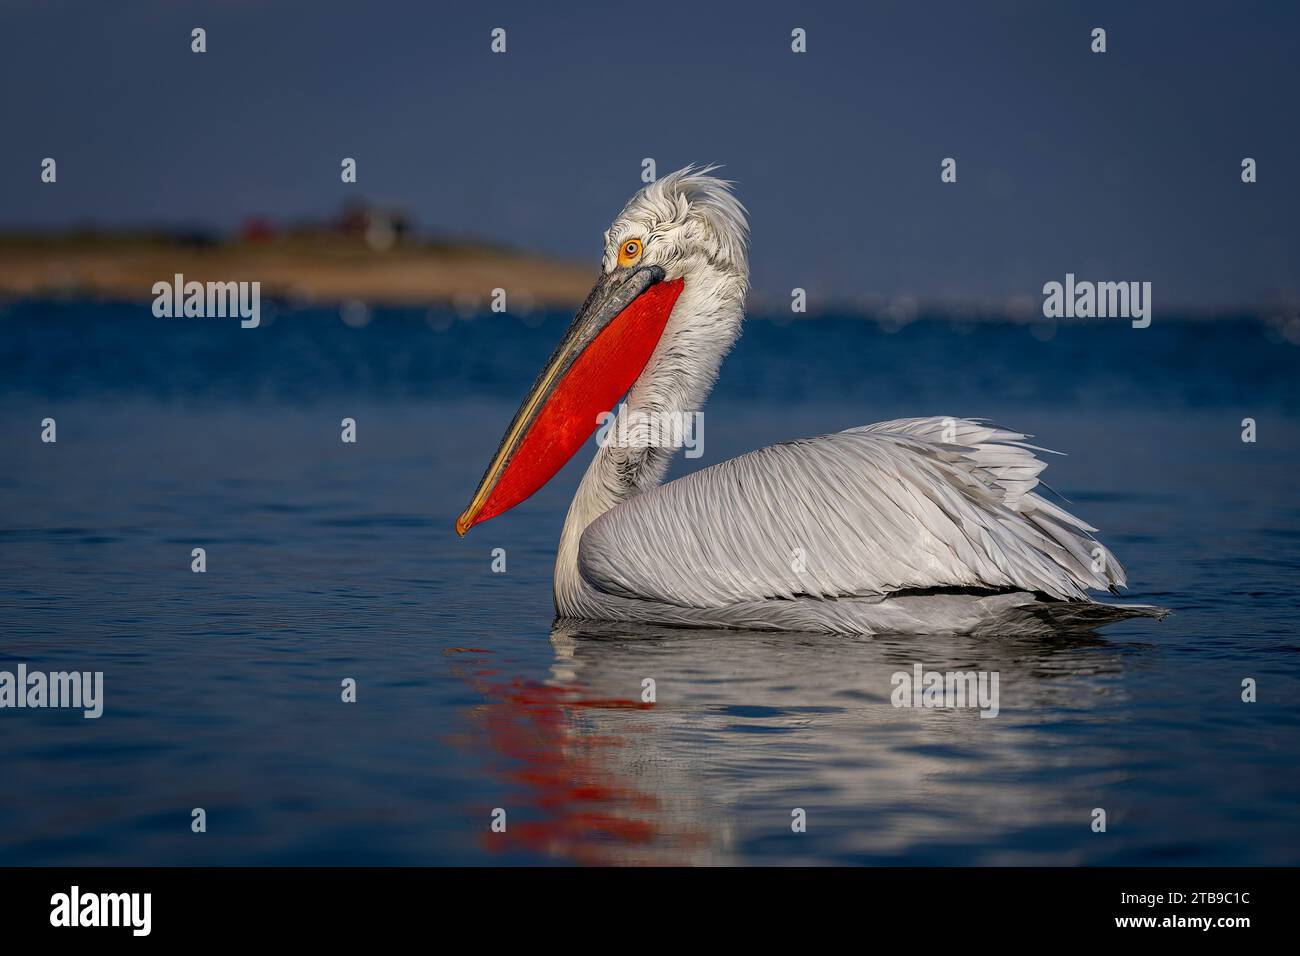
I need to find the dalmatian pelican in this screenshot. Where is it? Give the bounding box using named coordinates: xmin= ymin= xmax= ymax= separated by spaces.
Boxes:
xmin=456 ymin=166 xmax=1166 ymax=634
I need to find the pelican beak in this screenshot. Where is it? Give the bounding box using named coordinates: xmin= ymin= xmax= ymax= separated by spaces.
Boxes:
xmin=456 ymin=264 xmax=684 ymax=535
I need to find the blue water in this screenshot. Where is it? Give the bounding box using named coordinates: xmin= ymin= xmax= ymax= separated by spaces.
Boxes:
xmin=1 ymin=301 xmax=1298 ymax=865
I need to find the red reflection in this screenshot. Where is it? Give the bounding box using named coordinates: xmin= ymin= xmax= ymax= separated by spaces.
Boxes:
xmin=445 ymin=648 xmax=709 ymax=865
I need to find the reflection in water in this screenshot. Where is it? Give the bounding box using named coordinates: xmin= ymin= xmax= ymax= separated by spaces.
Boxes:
xmin=444 ymin=645 xmax=713 ymax=864
xmin=451 ymin=620 xmax=1145 ymax=865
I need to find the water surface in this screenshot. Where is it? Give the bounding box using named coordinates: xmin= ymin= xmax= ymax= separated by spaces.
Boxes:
xmin=1 ymin=303 xmax=1297 ymax=864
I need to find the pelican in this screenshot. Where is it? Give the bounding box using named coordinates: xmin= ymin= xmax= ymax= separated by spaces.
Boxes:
xmin=456 ymin=167 xmax=1167 ymax=635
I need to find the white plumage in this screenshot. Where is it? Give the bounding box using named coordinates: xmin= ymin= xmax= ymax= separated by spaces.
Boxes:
xmin=581 ymin=418 xmax=1121 ymax=606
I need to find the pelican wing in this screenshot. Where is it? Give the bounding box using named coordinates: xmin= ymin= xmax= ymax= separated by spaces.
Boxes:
xmin=577 ymin=417 xmax=1126 ymax=608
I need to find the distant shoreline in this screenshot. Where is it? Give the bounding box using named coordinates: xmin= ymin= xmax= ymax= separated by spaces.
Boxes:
xmin=0 ymin=233 xmax=597 ymax=310
xmin=0 ymin=234 xmax=1286 ymax=322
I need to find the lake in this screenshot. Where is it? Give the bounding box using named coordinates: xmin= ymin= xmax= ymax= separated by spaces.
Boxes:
xmin=1 ymin=301 xmax=1297 ymax=865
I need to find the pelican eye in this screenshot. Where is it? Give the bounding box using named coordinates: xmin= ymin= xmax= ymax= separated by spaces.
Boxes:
xmin=617 ymin=238 xmax=643 ymax=267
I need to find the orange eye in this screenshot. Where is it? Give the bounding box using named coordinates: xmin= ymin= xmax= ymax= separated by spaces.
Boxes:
xmin=617 ymin=238 xmax=643 ymax=267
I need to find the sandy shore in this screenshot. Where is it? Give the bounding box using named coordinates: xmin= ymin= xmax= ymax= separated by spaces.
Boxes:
xmin=0 ymin=235 xmax=597 ymax=309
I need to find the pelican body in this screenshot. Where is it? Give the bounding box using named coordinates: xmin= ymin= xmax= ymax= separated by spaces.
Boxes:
xmin=457 ymin=168 xmax=1165 ymax=635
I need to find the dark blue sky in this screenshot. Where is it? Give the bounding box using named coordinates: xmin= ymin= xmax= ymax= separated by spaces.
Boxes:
xmin=2 ymin=0 xmax=1296 ymax=307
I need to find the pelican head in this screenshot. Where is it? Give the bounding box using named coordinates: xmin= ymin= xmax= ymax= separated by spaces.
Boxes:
xmin=600 ymin=164 xmax=749 ymax=289
xmin=456 ymin=165 xmax=750 ymax=535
